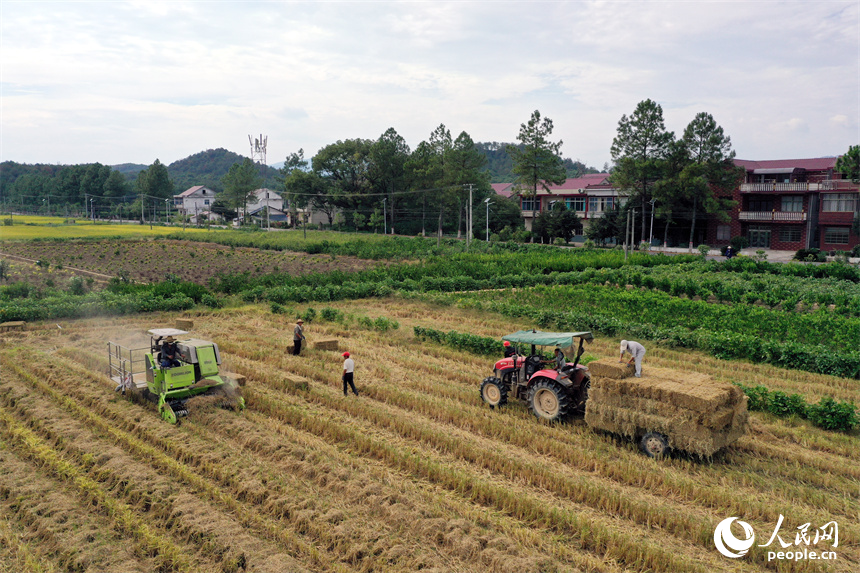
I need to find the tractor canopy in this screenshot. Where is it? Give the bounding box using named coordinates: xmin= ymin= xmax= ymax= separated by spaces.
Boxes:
xmin=502 ymin=330 xmax=593 ymax=353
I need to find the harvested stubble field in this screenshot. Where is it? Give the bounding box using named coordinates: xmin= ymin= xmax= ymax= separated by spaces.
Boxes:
xmin=0 ymin=299 xmax=857 ymax=573
xmin=0 ymin=239 xmax=379 ymax=286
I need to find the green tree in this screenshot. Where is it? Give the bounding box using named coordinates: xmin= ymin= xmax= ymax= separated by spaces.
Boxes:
xmin=678 ymin=112 xmax=742 ymax=250
xmin=506 ymin=110 xmax=566 ymax=198
xmin=445 ymin=131 xmax=491 ymax=239
xmin=220 ymin=158 xmax=262 ymax=223
xmin=103 ymin=170 xmax=130 ymax=201
xmin=610 ymin=99 xmax=675 ymax=243
xmin=369 ymin=128 xmax=410 ymax=234
xmin=836 ymin=145 xmax=860 ymax=183
xmin=532 ymin=201 xmax=581 ymax=244
xmin=585 ymin=202 xmax=626 ymax=246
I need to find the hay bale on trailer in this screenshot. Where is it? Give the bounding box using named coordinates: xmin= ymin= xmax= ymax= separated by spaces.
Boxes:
xmin=586 ymin=358 xmax=634 ymax=379
xmin=584 ymin=364 xmax=748 ymax=457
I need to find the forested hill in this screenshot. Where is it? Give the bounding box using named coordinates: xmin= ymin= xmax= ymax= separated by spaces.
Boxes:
xmin=474 ymin=142 xmax=604 ymax=182
xmin=168 ymin=148 xmax=280 ymax=192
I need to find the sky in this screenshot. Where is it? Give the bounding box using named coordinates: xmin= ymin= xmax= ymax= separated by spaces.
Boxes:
xmin=1 ymin=1 xmax=858 ymax=170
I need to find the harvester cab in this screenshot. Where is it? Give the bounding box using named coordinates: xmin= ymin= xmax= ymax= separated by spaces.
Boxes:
xmin=108 ymin=328 xmax=245 ymax=424
xmin=481 ymin=330 xmax=592 ymax=421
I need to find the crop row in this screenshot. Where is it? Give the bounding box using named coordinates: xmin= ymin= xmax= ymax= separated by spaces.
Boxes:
xmin=27 ymin=346 xmax=608 ymax=573
xmin=425 ymin=285 xmax=860 ymax=378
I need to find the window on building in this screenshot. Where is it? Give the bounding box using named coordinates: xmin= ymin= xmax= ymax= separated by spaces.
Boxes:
xmin=566 ymin=197 xmax=586 ymax=211
xmin=824 ymin=227 xmax=849 ymax=245
xmin=717 ymin=225 xmax=730 ymax=241
xmin=588 ymin=196 xmax=615 ymax=213
xmin=821 ymin=193 xmax=857 ymax=212
xmin=780 ymin=227 xmax=801 ymax=242
xmin=204 ymin=199 xmax=210 ymax=206
xmin=521 ymin=197 xmax=538 ymax=211
xmin=747 ymin=197 xmax=773 ymax=211
xmin=781 ymin=196 xmax=803 ymax=212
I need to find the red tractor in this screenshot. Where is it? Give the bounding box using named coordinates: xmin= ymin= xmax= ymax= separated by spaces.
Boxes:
xmin=481 ymin=330 xmax=592 ymax=421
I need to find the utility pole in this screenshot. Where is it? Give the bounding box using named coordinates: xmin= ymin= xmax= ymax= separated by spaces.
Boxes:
xmin=484 ymin=197 xmax=492 ymax=241
xmin=464 ymin=184 xmax=474 ymax=249
xmin=383 ymin=197 xmax=387 ymax=236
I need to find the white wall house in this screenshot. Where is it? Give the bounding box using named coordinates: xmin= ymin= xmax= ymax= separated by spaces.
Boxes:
xmin=245 ymin=188 xmax=284 ymax=213
xmin=175 ymin=186 xmax=220 ymax=222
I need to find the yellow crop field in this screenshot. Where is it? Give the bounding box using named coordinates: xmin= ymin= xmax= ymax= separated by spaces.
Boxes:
xmin=0 ymin=219 xmax=217 ymax=240
xmin=0 ymin=299 xmax=856 ymax=573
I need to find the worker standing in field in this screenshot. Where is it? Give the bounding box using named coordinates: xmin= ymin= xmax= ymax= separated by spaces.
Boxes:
xmin=619 ymin=340 xmax=646 ymax=377
xmin=342 ymin=352 xmax=358 ymax=396
xmin=293 ymin=319 xmax=305 ymax=355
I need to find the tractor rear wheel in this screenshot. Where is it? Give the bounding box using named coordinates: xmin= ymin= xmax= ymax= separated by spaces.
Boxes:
xmin=571 ymin=377 xmax=590 ymax=416
xmin=480 ymin=377 xmax=508 ymax=409
xmin=640 ymin=432 xmax=670 ymax=458
xmin=528 ymin=379 xmax=570 ymax=422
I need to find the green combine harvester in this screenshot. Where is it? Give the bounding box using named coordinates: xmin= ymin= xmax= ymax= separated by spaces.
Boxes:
xmin=108 ymin=328 xmax=245 ymax=424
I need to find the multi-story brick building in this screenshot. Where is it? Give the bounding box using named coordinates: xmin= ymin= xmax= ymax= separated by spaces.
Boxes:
xmin=494 ymin=173 xmax=621 ymax=235
xmin=499 ymin=157 xmax=858 ymax=251
xmin=706 ymin=157 xmax=859 ymax=251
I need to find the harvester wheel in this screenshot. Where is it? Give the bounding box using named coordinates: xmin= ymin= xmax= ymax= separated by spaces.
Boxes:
xmin=640 ymin=432 xmax=670 ymax=458
xmin=480 ymin=377 xmax=508 ymax=409
xmin=528 ymin=379 xmax=570 ymax=422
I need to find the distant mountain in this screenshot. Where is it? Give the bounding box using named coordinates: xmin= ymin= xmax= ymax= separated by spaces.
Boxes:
xmin=167 ymin=148 xmax=281 ymax=193
xmin=474 ymin=142 xmax=603 ymax=182
xmin=111 ymin=163 xmax=148 ymax=178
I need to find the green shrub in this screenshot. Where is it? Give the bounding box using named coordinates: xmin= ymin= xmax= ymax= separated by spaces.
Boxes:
xmin=793 ymin=248 xmax=826 ymax=263
xmin=68 ymin=276 xmax=86 ymax=296
xmin=766 ymin=390 xmax=807 ymax=417
xmin=300 ymin=307 xmax=317 ymax=323
xmin=806 ymin=397 xmax=859 ymax=432
xmin=320 ymin=307 xmax=342 ymax=322
xmin=697 ymin=244 xmax=710 ymax=257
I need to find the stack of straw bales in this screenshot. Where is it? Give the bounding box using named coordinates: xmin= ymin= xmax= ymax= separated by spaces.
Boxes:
xmin=584 ymin=358 xmax=748 ymax=456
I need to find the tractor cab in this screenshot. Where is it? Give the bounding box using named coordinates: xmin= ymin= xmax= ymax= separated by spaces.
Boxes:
xmin=481 ymin=330 xmax=593 ymax=421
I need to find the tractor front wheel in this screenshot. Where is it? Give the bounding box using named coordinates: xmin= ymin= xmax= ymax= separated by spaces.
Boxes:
xmin=480 ymin=377 xmax=508 ymax=409
xmin=528 ymin=379 xmax=570 ymax=422
xmin=640 ymin=432 xmax=670 ymax=458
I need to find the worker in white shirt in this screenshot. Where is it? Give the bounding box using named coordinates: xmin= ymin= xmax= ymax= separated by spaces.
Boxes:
xmin=342 ymin=352 xmax=358 ymax=396
xmin=619 ymin=340 xmax=646 ymax=378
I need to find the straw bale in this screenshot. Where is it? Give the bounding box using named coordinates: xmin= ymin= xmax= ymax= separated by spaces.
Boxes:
xmin=0 ymin=321 xmax=26 ymax=332
xmin=586 ymin=358 xmax=634 ymax=379
xmin=313 ymin=338 xmax=339 ymax=350
xmin=591 ymin=367 xmax=743 ymax=412
xmin=585 ymin=366 xmax=748 ymax=455
xmin=176 ymin=319 xmax=194 ymax=330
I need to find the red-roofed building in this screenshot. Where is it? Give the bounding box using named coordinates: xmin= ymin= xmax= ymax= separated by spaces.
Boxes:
xmin=706 ymin=157 xmax=858 ymax=251
xmin=498 ymin=173 xmax=619 ymax=233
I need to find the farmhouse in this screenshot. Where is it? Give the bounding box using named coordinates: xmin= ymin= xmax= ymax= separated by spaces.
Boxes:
xmin=708 ymin=157 xmax=859 ymax=251
xmin=174 ymin=186 xmax=219 ymax=223
xmin=501 ymin=156 xmax=859 ymax=250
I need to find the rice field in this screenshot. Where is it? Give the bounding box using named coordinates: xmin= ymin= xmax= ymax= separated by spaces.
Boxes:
xmin=0 ymin=298 xmax=857 ymax=573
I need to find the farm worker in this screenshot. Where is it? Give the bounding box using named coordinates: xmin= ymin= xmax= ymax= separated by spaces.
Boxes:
xmin=725 ymin=245 xmax=734 ymax=259
xmin=342 ymin=352 xmax=358 ymax=396
xmin=543 ymin=348 xmax=566 ymax=373
xmin=160 ymin=336 xmax=181 ymax=368
xmin=503 ymin=340 xmax=517 ymax=358
xmin=293 ymin=319 xmax=305 ymax=355
xmin=620 ymin=340 xmax=646 ymax=377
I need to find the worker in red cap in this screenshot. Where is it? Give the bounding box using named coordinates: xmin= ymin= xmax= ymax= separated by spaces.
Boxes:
xmin=503 ymin=340 xmax=517 ymax=358
xmin=342 ymin=351 xmax=358 ymax=396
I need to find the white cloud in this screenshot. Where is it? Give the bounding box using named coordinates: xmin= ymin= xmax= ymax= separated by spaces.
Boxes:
xmin=1 ymin=0 xmax=858 ymax=167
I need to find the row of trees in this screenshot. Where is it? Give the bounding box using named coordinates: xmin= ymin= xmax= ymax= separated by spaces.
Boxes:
xmin=278 ymin=125 xmax=524 ymax=238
